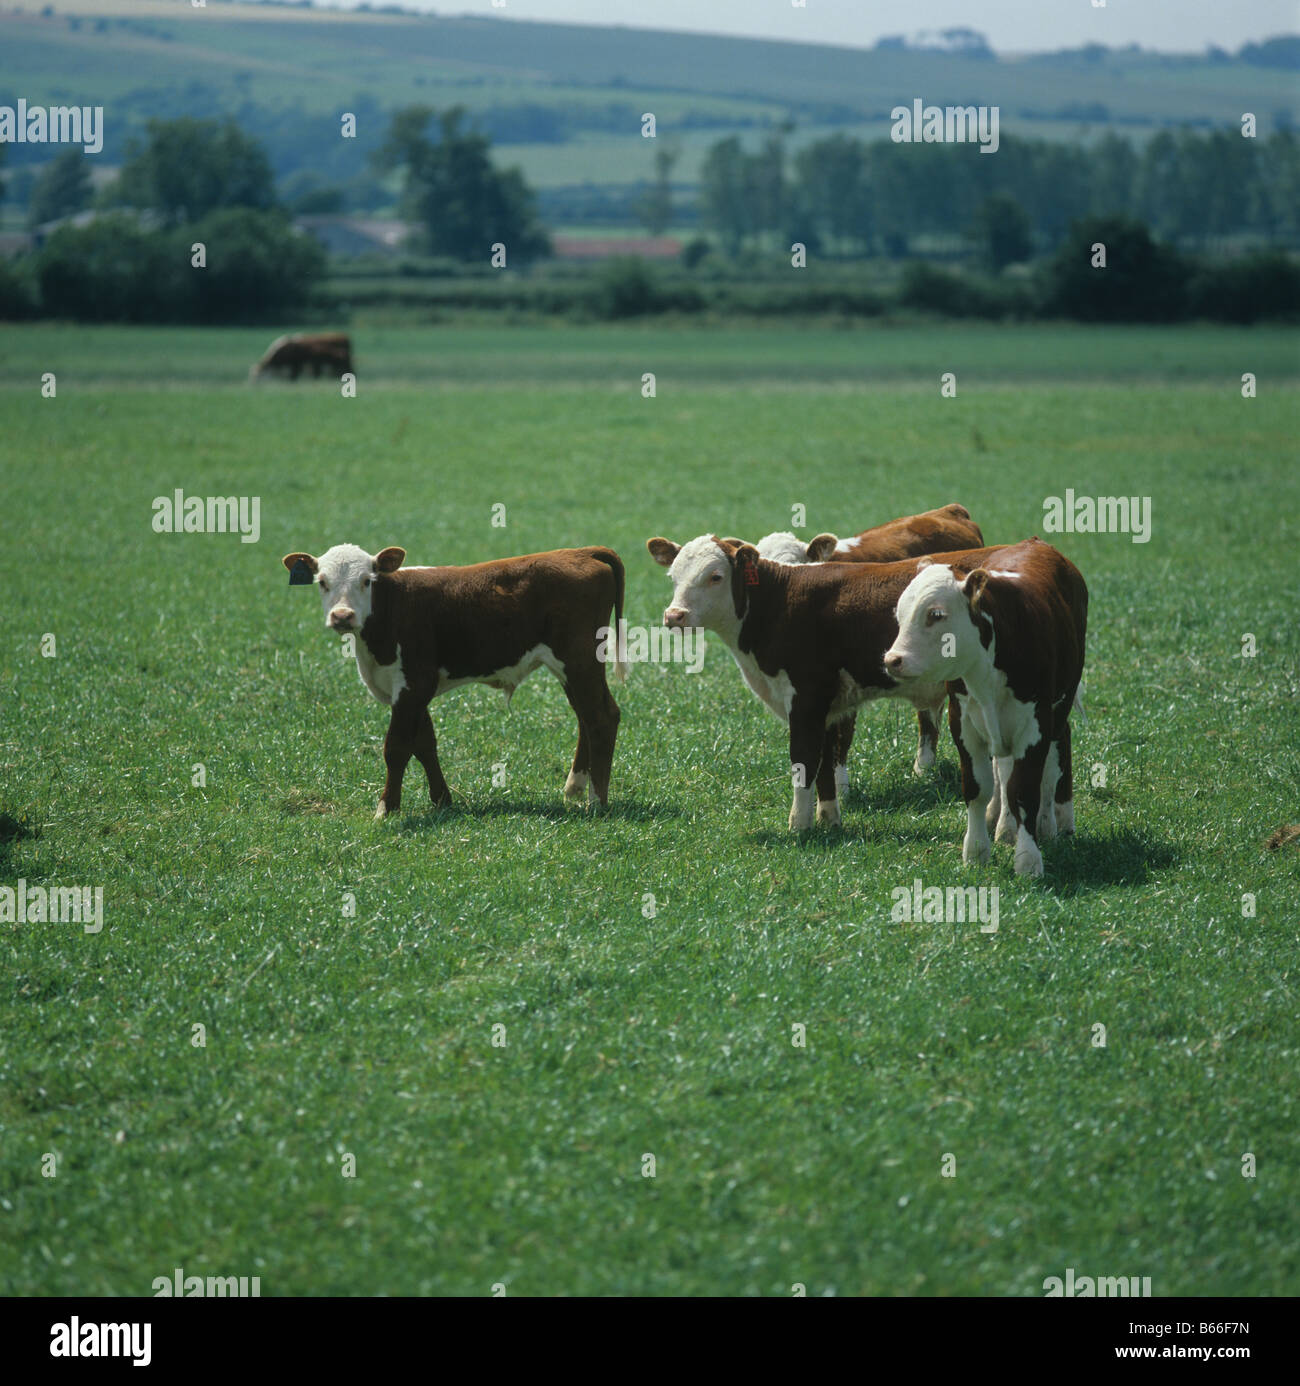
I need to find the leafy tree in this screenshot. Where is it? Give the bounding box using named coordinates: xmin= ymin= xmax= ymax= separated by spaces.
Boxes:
xmin=1045 ymin=215 xmax=1188 ymax=321
xmin=1088 ymin=133 xmax=1139 ymax=216
xmin=27 ymin=149 xmax=93 ymax=228
xmin=636 ymin=145 xmax=678 ymax=236
xmin=794 ymin=134 xmax=871 ymax=253
xmin=0 ymin=254 xmax=38 ymax=320
xmin=970 ymin=191 xmax=1033 ymax=270
xmin=699 ymin=137 xmax=750 ymax=252
xmin=187 ymin=207 xmax=327 ymax=322
xmin=1187 ymin=250 xmax=1300 ymax=322
xmin=374 ymin=106 xmax=550 ymax=264
xmin=35 ymin=214 xmax=191 ymax=321
xmin=109 ymin=118 xmax=277 ymax=226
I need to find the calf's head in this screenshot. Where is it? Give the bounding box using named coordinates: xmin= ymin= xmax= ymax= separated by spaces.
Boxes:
xmin=755 ymin=531 xmax=810 ymax=565
xmin=646 ymin=535 xmax=761 ymax=636
xmin=282 ymin=543 xmax=406 ymax=634
xmin=884 ymin=564 xmax=998 ymax=681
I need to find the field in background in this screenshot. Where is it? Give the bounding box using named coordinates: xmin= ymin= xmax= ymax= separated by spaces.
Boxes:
xmin=1 ymin=321 xmax=1297 ymax=1294
xmin=3 ymin=321 xmax=1298 ymax=388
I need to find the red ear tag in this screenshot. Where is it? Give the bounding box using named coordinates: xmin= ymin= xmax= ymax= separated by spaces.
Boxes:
xmin=743 ymin=560 xmax=760 ymax=586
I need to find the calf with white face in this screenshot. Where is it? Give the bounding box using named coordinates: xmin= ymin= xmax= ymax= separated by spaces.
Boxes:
xmin=283 ymin=541 xmax=626 ymax=816
xmin=883 ymin=541 xmax=1087 ymax=876
xmin=647 ymin=534 xmax=967 ymax=831
xmin=755 ymin=531 xmax=812 ymax=565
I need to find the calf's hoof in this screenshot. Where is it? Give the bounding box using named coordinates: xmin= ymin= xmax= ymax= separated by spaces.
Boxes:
xmin=563 ymin=770 xmax=591 ymax=801
xmin=1013 ymin=829 xmax=1044 ymax=877
xmin=816 ymin=798 xmax=841 ymax=826
xmin=962 ymin=835 xmax=992 ymax=866
xmin=995 ymin=814 xmax=1018 ymax=846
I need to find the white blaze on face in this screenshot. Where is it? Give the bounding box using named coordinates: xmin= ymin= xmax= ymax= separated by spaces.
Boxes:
xmin=663 ymin=537 xmax=737 ymax=635
xmin=884 ymin=564 xmax=976 ymax=681
xmin=314 ymin=543 xmax=381 ymax=633
xmin=755 ymin=532 xmax=809 ymax=565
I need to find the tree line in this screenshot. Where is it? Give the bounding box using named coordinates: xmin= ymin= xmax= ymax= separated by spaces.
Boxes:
xmin=700 ymin=127 xmax=1300 ymax=256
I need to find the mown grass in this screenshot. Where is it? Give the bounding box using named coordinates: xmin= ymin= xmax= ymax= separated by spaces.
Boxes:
xmin=0 ymin=324 xmax=1297 ymax=1295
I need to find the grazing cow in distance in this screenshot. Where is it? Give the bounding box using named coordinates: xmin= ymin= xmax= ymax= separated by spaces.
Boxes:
xmin=251 ymin=332 xmax=353 ymax=382
xmin=745 ymin=504 xmax=986 ymax=789
xmin=883 ymin=538 xmax=1087 ymax=876
xmin=281 ymin=543 xmax=625 ymax=816
xmin=646 ymin=534 xmax=1010 ymax=830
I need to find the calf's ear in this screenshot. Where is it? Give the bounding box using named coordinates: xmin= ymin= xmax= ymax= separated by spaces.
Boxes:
xmin=719 ymin=536 xmax=745 ymax=549
xmin=730 ymin=541 xmax=761 ymax=615
xmin=283 ymin=552 xmax=318 ymax=584
xmin=374 ymin=547 xmax=405 ymax=573
xmin=646 ymin=537 xmax=680 ymax=567
xmin=806 ymin=533 xmax=838 ymax=561
xmin=962 ymin=568 xmax=993 ymax=616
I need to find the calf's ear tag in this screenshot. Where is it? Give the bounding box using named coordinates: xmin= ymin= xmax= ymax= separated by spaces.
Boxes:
xmin=289 ymin=558 xmax=315 ymax=586
xmin=743 ymin=559 xmax=760 ymax=586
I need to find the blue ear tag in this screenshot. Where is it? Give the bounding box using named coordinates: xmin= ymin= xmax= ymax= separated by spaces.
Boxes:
xmin=289 ymin=559 xmax=315 ymax=586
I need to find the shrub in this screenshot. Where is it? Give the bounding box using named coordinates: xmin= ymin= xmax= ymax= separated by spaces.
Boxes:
xmin=1044 ymin=215 xmax=1188 ymax=321
xmin=1187 ymin=250 xmax=1300 ymax=323
xmin=0 ymin=255 xmax=39 ymax=320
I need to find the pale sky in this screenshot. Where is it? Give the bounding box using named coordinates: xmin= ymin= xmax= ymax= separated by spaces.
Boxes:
xmin=345 ymin=1 xmax=1300 ymax=53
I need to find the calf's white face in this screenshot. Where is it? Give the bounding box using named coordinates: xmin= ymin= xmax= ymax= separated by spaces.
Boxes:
xmin=651 ymin=536 xmax=738 ymax=634
xmin=283 ymin=543 xmax=405 ymax=634
xmin=755 ymin=532 xmax=809 ymax=565
xmin=884 ymin=564 xmax=981 ymax=681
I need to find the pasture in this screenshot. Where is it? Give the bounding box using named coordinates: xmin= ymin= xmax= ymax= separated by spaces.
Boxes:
xmin=1 ymin=322 xmax=1297 ymax=1295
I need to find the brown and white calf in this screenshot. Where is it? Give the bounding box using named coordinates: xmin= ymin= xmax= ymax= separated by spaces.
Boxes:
xmin=646 ymin=534 xmax=1008 ymax=830
xmin=251 ymin=332 xmax=353 ymax=382
xmin=882 ymin=538 xmax=1087 ymax=876
xmin=751 ymin=503 xmax=985 ymax=788
xmin=803 ymin=503 xmax=983 ymax=564
xmin=281 ymin=543 xmax=625 ymax=815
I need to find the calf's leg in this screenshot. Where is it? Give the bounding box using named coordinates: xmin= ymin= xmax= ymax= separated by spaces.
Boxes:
xmin=833 ymin=714 xmax=855 ymax=794
xmin=1054 ymin=719 xmax=1076 ymax=835
xmin=950 ymin=694 xmax=995 ymax=865
xmin=913 ymin=690 xmax=946 ymax=775
xmin=788 ymin=694 xmax=830 ymax=830
xmin=1004 ymin=712 xmax=1052 ymax=876
xmin=562 ymin=670 xmax=620 ymax=806
xmin=378 ymin=694 xmax=448 ymax=818
xmin=815 ymin=726 xmax=840 ymax=825
xmin=411 ymin=705 xmax=451 ymax=809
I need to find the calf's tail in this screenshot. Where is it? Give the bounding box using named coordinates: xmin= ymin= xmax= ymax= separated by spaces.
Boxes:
xmin=591 ymin=547 xmax=627 ymax=683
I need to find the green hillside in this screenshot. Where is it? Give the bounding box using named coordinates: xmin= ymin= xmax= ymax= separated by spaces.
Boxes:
xmin=1 ymin=1 xmax=1295 ymax=198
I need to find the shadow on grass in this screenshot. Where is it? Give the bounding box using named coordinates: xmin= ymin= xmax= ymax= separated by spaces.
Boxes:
xmin=840 ymin=762 xmax=963 ymax=813
xmin=392 ymin=795 xmax=686 ymax=830
xmin=1041 ymin=827 xmax=1179 ymax=891
xmin=0 ymin=811 xmax=39 ymax=870
xmin=743 ymin=817 xmax=1177 ymax=888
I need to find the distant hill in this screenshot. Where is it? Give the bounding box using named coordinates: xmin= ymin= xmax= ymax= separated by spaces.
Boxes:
xmin=1 ymin=0 xmax=1295 ymax=212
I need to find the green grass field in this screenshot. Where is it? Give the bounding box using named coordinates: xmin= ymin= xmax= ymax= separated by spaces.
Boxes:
xmin=1 ymin=322 xmax=1298 ymax=1295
